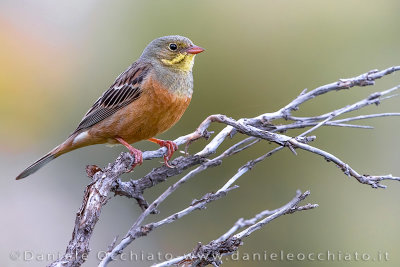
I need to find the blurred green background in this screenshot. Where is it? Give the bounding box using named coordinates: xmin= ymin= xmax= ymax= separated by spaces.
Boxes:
xmin=2 ymin=1 xmax=400 ymax=266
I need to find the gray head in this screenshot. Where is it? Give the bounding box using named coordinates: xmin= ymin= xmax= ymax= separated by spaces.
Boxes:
xmin=140 ymin=35 xmax=204 ymax=72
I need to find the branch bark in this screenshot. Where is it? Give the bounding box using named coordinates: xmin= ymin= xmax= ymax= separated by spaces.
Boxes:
xmin=152 ymin=191 xmax=317 ymax=267
xmin=48 ymin=153 xmax=134 ymax=267
xmin=48 ymin=66 xmax=400 ymax=267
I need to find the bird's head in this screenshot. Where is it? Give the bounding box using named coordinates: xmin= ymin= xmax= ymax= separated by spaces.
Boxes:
xmin=140 ymin=35 xmax=204 ymax=72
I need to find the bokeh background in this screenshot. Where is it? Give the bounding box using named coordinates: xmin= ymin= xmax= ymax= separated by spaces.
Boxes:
xmin=2 ymin=1 xmax=400 ymax=266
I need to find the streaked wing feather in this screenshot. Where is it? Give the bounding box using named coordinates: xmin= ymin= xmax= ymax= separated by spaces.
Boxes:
xmin=72 ymin=62 xmax=150 ymax=134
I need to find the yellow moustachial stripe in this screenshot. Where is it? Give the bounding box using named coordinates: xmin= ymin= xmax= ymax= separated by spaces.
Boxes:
xmin=161 ymin=53 xmax=195 ymax=72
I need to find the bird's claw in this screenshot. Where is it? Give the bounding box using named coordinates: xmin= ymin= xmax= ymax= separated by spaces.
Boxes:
xmin=159 ymin=140 xmax=178 ymax=168
xmin=148 ymin=138 xmax=178 ymax=168
xmin=127 ymin=148 xmax=143 ymax=172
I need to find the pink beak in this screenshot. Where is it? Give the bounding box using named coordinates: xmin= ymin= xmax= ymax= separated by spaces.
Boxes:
xmin=186 ymin=45 xmax=205 ymax=55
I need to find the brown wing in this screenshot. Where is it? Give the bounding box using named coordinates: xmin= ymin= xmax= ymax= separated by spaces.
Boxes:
xmin=72 ymin=62 xmax=151 ymax=134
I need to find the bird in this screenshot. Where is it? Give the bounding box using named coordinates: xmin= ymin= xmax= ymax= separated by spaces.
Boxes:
xmin=16 ymin=35 xmax=204 ymax=180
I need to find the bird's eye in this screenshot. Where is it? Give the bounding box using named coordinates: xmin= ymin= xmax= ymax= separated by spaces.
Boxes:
xmin=169 ymin=43 xmax=178 ymax=51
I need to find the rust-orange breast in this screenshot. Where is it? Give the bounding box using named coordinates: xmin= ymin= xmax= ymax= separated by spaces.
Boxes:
xmin=86 ymin=76 xmax=191 ymax=144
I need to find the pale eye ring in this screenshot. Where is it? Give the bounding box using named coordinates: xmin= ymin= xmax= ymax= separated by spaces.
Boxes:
xmin=169 ymin=43 xmax=178 ymax=51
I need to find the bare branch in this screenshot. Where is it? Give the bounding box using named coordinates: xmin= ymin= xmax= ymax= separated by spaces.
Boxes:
xmin=48 ymin=153 xmax=134 ymax=267
xmin=46 ymin=66 xmax=400 ymax=267
xmin=153 ymin=191 xmax=317 ymax=267
xmin=255 ymin=66 xmax=400 ymax=121
xmin=99 ymin=137 xmax=261 ymax=266
xmin=287 ymin=139 xmax=400 ymax=188
xmin=333 ymin=113 xmax=400 ymax=123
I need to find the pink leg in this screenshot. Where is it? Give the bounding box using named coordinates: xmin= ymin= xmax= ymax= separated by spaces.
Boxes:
xmin=115 ymin=137 xmax=143 ymax=171
xmin=148 ymin=138 xmax=178 ymax=168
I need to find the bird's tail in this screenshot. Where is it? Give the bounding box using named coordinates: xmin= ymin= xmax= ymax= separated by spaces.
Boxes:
xmin=16 ymin=140 xmax=73 ymax=180
xmin=16 ymin=152 xmax=56 ymax=180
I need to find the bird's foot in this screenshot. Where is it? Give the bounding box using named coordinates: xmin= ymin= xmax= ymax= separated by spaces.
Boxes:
xmin=128 ymin=148 xmax=143 ymax=170
xmin=148 ymin=138 xmax=178 ymax=168
xmin=115 ymin=137 xmax=143 ymax=171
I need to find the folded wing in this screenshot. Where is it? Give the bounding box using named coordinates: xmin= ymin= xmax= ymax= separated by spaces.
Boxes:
xmin=72 ymin=62 xmax=150 ymax=134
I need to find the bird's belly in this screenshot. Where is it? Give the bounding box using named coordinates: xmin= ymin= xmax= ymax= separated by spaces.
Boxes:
xmin=118 ymin=95 xmax=190 ymax=143
xmin=88 ymin=86 xmax=191 ymax=145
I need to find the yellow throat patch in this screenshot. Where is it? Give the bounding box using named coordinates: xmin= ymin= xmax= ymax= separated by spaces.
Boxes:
xmin=161 ymin=53 xmax=195 ymax=72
